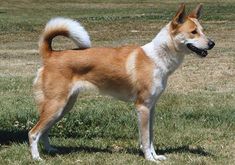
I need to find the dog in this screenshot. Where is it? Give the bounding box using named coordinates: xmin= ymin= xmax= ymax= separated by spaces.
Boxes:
xmin=29 ymin=3 xmax=215 ymax=162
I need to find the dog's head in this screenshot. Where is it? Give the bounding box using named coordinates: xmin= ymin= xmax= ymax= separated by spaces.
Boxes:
xmin=170 ymin=3 xmax=215 ymax=57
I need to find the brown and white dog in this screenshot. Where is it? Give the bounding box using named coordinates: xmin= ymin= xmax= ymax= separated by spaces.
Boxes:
xmin=29 ymin=3 xmax=215 ymax=162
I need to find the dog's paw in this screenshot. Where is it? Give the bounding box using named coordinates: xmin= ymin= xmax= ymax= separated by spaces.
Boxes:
xmin=153 ymin=155 xmax=166 ymax=161
xmin=150 ymin=149 xmax=167 ymax=161
xmin=32 ymin=156 xmax=43 ymax=161
xmin=146 ymin=156 xmax=158 ymax=162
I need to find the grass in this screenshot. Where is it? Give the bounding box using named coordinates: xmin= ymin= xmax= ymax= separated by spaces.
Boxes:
xmin=0 ymin=0 xmax=235 ymax=164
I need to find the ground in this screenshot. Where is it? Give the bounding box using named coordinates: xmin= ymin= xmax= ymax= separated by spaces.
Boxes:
xmin=0 ymin=0 xmax=234 ymax=164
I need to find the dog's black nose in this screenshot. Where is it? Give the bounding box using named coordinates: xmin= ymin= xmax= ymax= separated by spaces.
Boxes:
xmin=208 ymin=40 xmax=215 ymax=50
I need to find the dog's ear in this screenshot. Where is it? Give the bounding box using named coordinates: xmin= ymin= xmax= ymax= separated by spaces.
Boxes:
xmin=189 ymin=4 xmax=203 ymax=19
xmin=171 ymin=3 xmax=186 ymax=29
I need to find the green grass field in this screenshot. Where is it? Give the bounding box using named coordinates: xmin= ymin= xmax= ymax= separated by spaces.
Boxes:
xmin=0 ymin=0 xmax=234 ymax=164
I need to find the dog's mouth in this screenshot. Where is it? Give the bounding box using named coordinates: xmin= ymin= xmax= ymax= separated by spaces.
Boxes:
xmin=186 ymin=43 xmax=208 ymax=57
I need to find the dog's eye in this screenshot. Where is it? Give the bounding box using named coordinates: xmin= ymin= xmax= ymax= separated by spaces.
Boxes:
xmin=191 ymin=30 xmax=197 ymax=34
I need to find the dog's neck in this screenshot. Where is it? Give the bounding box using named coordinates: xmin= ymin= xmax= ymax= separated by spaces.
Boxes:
xmin=141 ymin=23 xmax=185 ymax=77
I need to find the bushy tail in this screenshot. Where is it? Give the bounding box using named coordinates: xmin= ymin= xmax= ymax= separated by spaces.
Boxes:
xmin=39 ymin=17 xmax=91 ymax=59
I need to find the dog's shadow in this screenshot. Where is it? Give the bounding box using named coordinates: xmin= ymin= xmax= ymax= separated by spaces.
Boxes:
xmin=45 ymin=144 xmax=213 ymax=157
xmin=0 ymin=130 xmax=28 ymax=145
xmin=0 ymin=130 xmax=212 ymax=157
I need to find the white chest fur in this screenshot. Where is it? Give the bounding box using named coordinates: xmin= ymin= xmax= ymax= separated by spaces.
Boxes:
xmin=141 ymin=25 xmax=184 ymax=76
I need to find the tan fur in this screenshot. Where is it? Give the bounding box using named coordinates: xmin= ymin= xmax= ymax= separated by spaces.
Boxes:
xmin=30 ymin=45 xmax=155 ymax=136
xmin=39 ymin=27 xmax=69 ymax=59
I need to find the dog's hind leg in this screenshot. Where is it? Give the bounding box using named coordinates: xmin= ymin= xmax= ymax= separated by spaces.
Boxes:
xmin=40 ymin=94 xmax=78 ymax=153
xmin=29 ymin=99 xmax=66 ymax=160
xmin=41 ymin=130 xmax=57 ymax=153
xmin=28 ymin=92 xmax=77 ymax=160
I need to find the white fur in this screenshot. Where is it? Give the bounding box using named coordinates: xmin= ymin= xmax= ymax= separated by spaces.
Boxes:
xmin=70 ymin=80 xmax=98 ymax=96
xmin=140 ymin=17 xmax=211 ymax=161
xmin=33 ymin=68 xmax=43 ymax=85
xmin=30 ymin=132 xmax=42 ymax=160
xmin=185 ymin=38 xmax=209 ymax=49
xmin=136 ymin=104 xmax=166 ymax=162
xmin=142 ymin=24 xmax=184 ymax=98
xmin=44 ymin=17 xmax=91 ymax=49
xmin=142 ymin=24 xmax=184 ymax=77
xmin=140 ymin=23 xmax=186 ymax=162
xmin=33 ymin=68 xmax=44 ymax=103
xmin=125 ymin=50 xmax=137 ymax=83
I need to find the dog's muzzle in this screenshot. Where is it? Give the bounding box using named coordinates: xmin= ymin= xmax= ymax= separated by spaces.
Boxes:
xmin=186 ymin=39 xmax=215 ymax=57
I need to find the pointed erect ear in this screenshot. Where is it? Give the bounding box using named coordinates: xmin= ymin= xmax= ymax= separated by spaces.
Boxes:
xmin=172 ymin=3 xmax=186 ymax=29
xmin=189 ymin=4 xmax=203 ymax=19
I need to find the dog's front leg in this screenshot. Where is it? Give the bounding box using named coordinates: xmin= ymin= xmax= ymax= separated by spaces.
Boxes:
xmin=136 ymin=102 xmax=166 ymax=162
xmin=149 ymin=105 xmax=166 ymax=161
xmin=136 ymin=104 xmax=156 ymax=161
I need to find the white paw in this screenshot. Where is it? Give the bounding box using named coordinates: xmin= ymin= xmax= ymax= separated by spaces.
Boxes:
xmin=150 ymin=148 xmax=167 ymax=161
xmin=32 ymin=156 xmax=43 ymax=161
xmin=146 ymin=154 xmax=166 ymax=163
xmin=154 ymin=155 xmax=167 ymax=161
xmin=146 ymin=156 xmax=158 ymax=162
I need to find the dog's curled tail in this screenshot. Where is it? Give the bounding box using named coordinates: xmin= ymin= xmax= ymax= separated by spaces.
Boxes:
xmin=39 ymin=17 xmax=91 ymax=59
